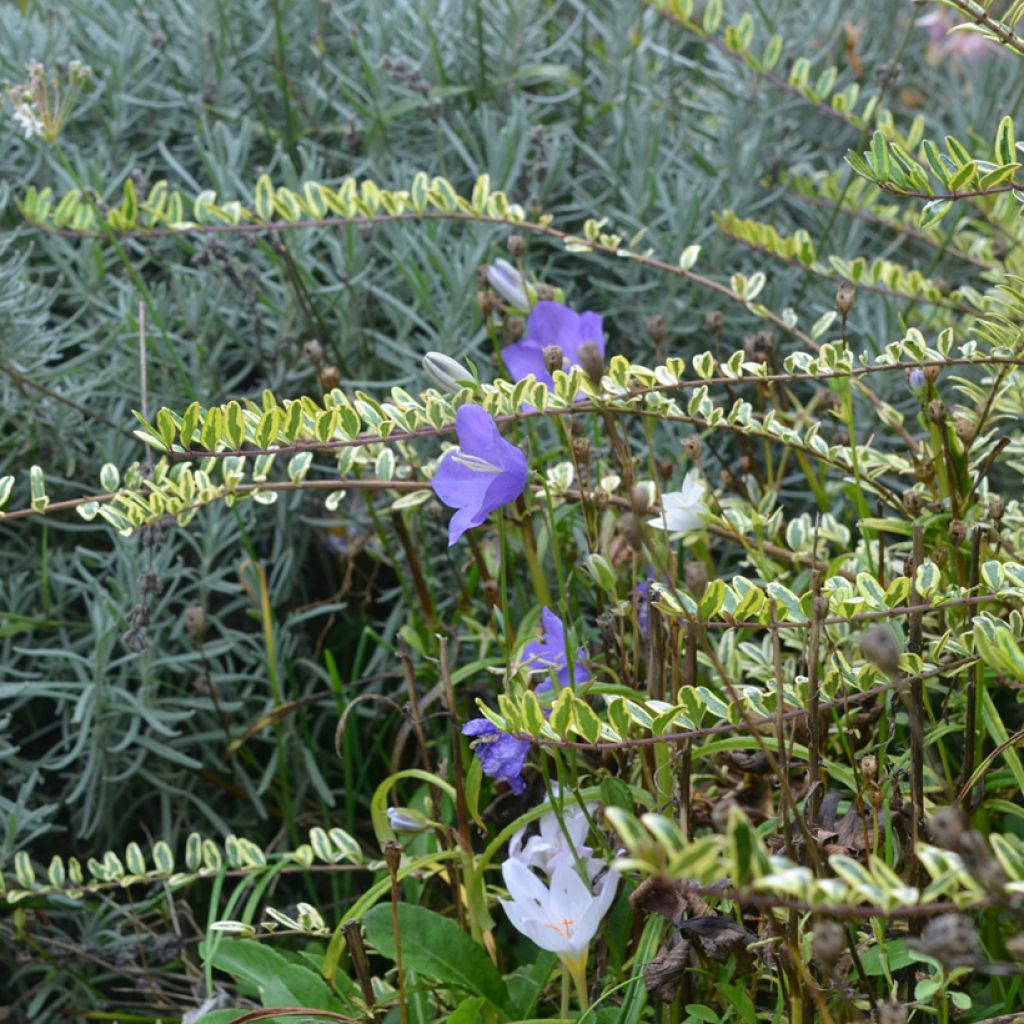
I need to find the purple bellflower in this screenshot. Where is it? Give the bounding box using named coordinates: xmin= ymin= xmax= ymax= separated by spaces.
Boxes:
xmin=431 ymin=404 xmax=529 ymax=546
xmin=462 ymin=717 xmax=532 ymax=794
xmin=503 ymin=301 xmax=605 ymax=393
xmin=522 ymin=607 xmax=590 ymax=692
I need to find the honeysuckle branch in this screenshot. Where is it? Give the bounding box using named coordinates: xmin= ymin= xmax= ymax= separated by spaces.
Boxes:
xmin=534 ymin=656 xmax=977 ymax=750
xmin=942 ymin=0 xmax=1024 ymax=57
xmin=27 ymin=206 xmax=819 ymax=349
xmin=877 ymin=182 xmax=1022 ymax=202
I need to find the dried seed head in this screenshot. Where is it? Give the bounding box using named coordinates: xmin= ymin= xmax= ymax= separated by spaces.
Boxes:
xmin=137 ymin=569 xmax=163 ymax=596
xmin=320 ymin=364 xmax=341 ymax=390
xmin=597 ymin=609 xmax=616 ymax=648
xmin=535 ymin=283 xmax=555 ymax=302
xmin=629 ymin=484 xmax=652 ymax=517
xmin=860 ymin=624 xmax=901 ymax=673
xmin=989 ymin=495 xmax=1005 ymax=521
xmin=813 ymin=595 xmax=829 ymax=621
xmin=302 ymin=339 xmax=324 ymax=366
xmin=477 ymin=289 xmax=496 ymax=318
xmin=922 ymin=363 xmax=942 ymax=384
xmin=617 ymin=512 xmax=645 ymax=553
xmin=482 ymin=578 xmax=500 ymax=607
xmin=592 ymin=487 xmax=609 ymax=509
xmin=927 ymin=399 xmax=946 ymax=423
xmin=811 ymin=921 xmax=846 ymax=967
xmin=876 ymin=1002 xmax=908 ymax=1024
xmin=902 ymin=490 xmax=925 ymax=516
xmin=644 ymin=314 xmax=667 ymax=344
xmin=1005 ymin=932 xmax=1024 ymax=961
xmin=572 ymin=436 xmax=591 ymax=465
xmin=705 ymin=310 xmax=725 ymax=333
xmin=682 ymin=435 xmax=702 ymax=460
xmin=542 ymin=345 xmax=565 ymax=375
xmin=383 ymin=839 xmax=403 ymax=873
xmin=743 ymin=330 xmax=774 ymax=363
xmin=835 ymin=282 xmax=856 ymax=316
xmin=927 ymin=807 xmax=965 ymax=849
xmin=502 ymin=318 xmax=524 ymax=344
xmin=948 ymin=519 xmax=970 ymax=545
xmin=916 ymin=913 xmax=981 ymax=968
xmin=738 ymin=454 xmax=754 ymax=475
xmin=860 ymin=755 xmax=878 ymax=781
xmin=506 ymin=234 xmax=527 ymax=260
xmin=952 ymin=417 xmax=976 ymax=443
xmin=183 ymin=605 xmax=206 ymax=641
xmin=576 ymin=340 xmax=604 ymax=388
xmin=684 ymin=560 xmax=708 ymax=598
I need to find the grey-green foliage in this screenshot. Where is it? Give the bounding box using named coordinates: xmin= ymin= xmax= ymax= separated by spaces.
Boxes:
xmin=1 ymin=0 xmax=1022 ymax=1010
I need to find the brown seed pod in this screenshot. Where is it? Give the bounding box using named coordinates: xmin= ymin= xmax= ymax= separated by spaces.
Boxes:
xmin=320 ymin=364 xmax=341 ymax=390
xmin=835 ymin=282 xmax=856 ymax=316
xmin=860 ymin=624 xmax=901 ymax=673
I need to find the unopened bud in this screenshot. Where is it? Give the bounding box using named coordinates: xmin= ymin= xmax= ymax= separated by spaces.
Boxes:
xmin=543 ymin=345 xmax=565 ymax=375
xmin=485 ymin=258 xmax=528 ymax=308
xmin=617 ymin=512 xmax=644 ymax=553
xmin=644 ymin=314 xmax=667 ymax=344
xmin=423 ymin=352 xmax=474 ymax=394
xmin=387 ymin=807 xmax=430 ymax=834
xmin=835 ymin=282 xmax=856 ymax=316
xmin=303 ymin=339 xmax=324 ymax=366
xmin=576 ymin=341 xmax=604 ymax=388
xmin=320 ymin=364 xmax=341 ymax=390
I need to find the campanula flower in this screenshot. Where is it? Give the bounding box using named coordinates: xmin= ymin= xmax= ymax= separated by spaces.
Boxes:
xmin=486 ymin=258 xmax=531 ymax=309
xmin=431 ymin=405 xmax=528 ymax=546
xmin=648 ymin=472 xmax=707 ymax=535
xmin=907 ymin=367 xmax=927 ymax=390
xmin=500 ymin=856 xmax=620 ymax=990
xmin=462 ymin=717 xmax=532 ymax=794
xmin=503 ymin=302 xmax=605 ymax=393
xmin=522 ymin=607 xmax=590 ymax=692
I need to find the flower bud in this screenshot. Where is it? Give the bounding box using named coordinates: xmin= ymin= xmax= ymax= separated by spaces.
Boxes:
xmin=507 ymin=235 xmax=527 ymax=260
xmin=423 ymin=352 xmax=474 ymax=394
xmin=485 ymin=258 xmax=528 ymax=308
xmin=576 ymin=340 xmax=604 ymax=388
xmin=303 ymin=339 xmax=324 ymax=366
xmin=320 ymin=364 xmax=341 ymax=390
xmin=644 ymin=314 xmax=667 ymax=345
xmin=617 ymin=512 xmax=644 ymax=553
xmin=835 ymin=282 xmax=856 ymax=316
xmin=543 ymin=345 xmax=565 ymax=375
xmin=629 ymin=484 xmax=652 ymax=517
xmin=386 ymin=806 xmax=430 ymax=834
xmin=906 ymin=367 xmax=926 ymax=390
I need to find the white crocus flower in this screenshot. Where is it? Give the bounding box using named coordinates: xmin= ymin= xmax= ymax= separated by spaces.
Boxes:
xmin=509 ymin=802 xmax=596 ymax=878
xmin=500 ymin=857 xmax=619 ymax=1003
xmin=486 ymin=258 xmax=530 ymax=309
xmin=647 ymin=472 xmax=707 ymax=534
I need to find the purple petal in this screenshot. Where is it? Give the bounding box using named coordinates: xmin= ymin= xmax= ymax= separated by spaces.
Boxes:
xmin=525 ymin=302 xmax=582 ymax=358
xmin=462 ymin=717 xmax=498 ymax=738
xmin=431 ymin=451 xmax=488 ymax=515
xmin=503 ymin=340 xmax=554 ymax=389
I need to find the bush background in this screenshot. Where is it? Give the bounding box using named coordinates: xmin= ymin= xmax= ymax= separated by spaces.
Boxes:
xmin=1 ymin=0 xmax=1018 ymax=1010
